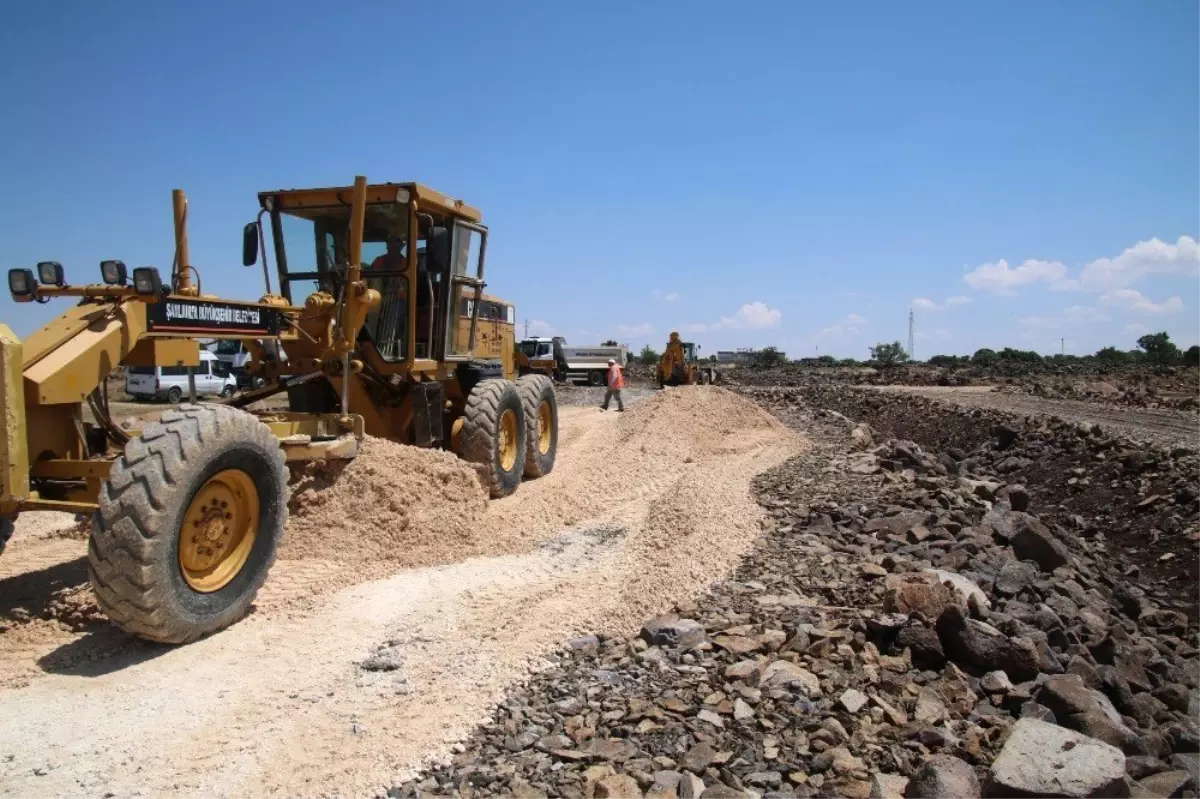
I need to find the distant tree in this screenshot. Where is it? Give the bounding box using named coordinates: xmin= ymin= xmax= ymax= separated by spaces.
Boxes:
xmin=1137 ymin=332 xmax=1182 ymax=365
xmin=837 ymin=358 xmax=859 ymax=367
xmin=928 ymin=354 xmax=968 ymax=367
xmin=638 ymin=345 xmax=660 ymax=365
xmin=998 ymin=347 xmax=1043 ymax=363
xmin=1095 ymin=346 xmax=1129 ymax=365
xmin=816 ymin=355 xmax=836 ymax=366
xmin=601 ymin=339 xmax=618 ymax=347
xmin=971 ymin=348 xmax=998 ymax=365
xmin=869 ymin=341 xmax=909 ymax=367
xmin=1185 ymin=345 xmax=1200 ymax=367
xmin=753 ymin=346 xmax=787 ymax=368
xmin=708 ymin=354 xmax=718 ymax=363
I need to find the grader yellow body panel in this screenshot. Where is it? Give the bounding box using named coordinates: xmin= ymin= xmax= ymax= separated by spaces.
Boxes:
xmin=0 ymin=175 xmax=559 ymax=645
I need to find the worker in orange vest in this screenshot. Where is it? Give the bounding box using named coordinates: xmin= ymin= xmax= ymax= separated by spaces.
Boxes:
xmin=601 ymin=358 xmax=625 ymax=412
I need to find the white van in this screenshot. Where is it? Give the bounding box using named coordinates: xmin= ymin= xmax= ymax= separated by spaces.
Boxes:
xmin=125 ymin=350 xmax=237 ymax=403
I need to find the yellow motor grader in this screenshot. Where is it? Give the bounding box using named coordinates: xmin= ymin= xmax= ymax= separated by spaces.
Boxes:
xmin=656 ymin=331 xmax=718 ymax=387
xmin=0 ymin=176 xmax=558 ymax=644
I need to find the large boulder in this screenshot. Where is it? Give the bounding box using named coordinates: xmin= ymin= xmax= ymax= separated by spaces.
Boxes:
xmin=1009 ymin=515 xmax=1072 ymax=572
xmin=985 ymin=718 xmax=1126 ymax=798
xmin=905 ymin=755 xmax=980 ymax=798
xmin=1038 ymin=674 xmax=1147 ymax=755
xmin=641 ymin=614 xmax=707 ymax=649
xmin=935 ymin=605 xmax=1040 ymax=681
xmin=883 ymin=573 xmax=960 ymax=619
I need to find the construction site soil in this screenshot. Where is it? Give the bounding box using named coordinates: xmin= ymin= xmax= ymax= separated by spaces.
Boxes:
xmin=0 ymin=387 xmax=801 ymax=797
xmin=1 ymin=374 xmax=1196 ymax=798
xmin=407 ymin=384 xmax=1198 ymax=799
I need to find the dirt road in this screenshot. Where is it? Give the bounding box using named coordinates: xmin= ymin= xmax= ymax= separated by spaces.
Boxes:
xmin=870 ymin=384 xmax=1198 ymax=449
xmin=0 ymin=388 xmax=802 ymax=798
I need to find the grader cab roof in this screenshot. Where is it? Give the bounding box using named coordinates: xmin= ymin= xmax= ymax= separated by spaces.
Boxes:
xmin=257 ymin=182 xmax=482 ymax=223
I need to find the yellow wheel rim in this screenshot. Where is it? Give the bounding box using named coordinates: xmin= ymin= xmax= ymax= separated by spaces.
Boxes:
xmin=499 ymin=408 xmax=519 ymax=471
xmin=537 ymin=400 xmax=553 ymax=455
xmin=179 ymin=469 xmax=259 ymax=593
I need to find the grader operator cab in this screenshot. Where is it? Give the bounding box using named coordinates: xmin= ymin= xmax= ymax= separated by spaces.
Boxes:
xmin=657 ymin=331 xmax=719 ymax=387
xmin=0 ymin=176 xmax=558 ymax=644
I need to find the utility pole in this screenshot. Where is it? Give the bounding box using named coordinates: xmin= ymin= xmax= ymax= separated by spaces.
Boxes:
xmin=907 ymin=306 xmax=915 ymax=360
xmin=1061 ymin=337 xmax=1065 ymax=356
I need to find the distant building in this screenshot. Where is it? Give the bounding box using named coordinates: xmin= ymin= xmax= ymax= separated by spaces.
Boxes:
xmin=715 ymin=348 xmax=785 ymax=364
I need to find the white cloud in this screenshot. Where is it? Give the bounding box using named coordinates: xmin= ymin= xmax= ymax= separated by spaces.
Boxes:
xmin=615 ymin=322 xmax=655 ymax=338
xmin=664 ymin=292 xmax=680 ymax=303
xmin=1070 ymin=236 xmax=1199 ymax=292
xmin=525 ymin=319 xmax=555 ymax=337
xmin=652 ymin=289 xmax=682 ymax=303
xmin=680 ymin=323 xmax=708 ymax=334
xmin=1124 ymin=323 xmax=1150 ymax=336
xmin=1099 ymin=289 xmax=1184 ymax=314
xmin=713 ymin=301 xmax=782 ymax=330
xmin=963 ymin=258 xmax=1069 ymax=295
xmin=815 ymin=313 xmax=870 ymax=339
xmin=913 ymin=296 xmax=975 ymax=311
xmin=1019 ymin=305 xmax=1111 ymax=329
xmin=1063 ymin=305 xmax=1110 ymax=323
xmin=965 ymin=236 xmax=1199 ymax=296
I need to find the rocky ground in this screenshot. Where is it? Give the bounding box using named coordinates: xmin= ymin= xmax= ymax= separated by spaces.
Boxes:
xmin=995 ymin=375 xmax=1199 ymax=412
xmin=399 ymin=386 xmax=1198 ymax=799
xmin=727 ymin=363 xmax=1199 ymax=400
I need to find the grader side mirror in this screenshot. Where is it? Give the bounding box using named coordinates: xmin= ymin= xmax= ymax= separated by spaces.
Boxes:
xmin=242 ymin=222 xmax=258 ymax=266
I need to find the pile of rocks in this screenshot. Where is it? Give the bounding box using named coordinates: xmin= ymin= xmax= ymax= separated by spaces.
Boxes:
xmin=745 ymin=385 xmax=1200 ymax=608
xmin=398 ymin=400 xmax=1198 ymax=799
xmin=996 ymin=376 xmax=1199 ymax=412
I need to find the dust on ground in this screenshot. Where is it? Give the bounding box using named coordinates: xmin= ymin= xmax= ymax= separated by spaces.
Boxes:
xmin=0 ymin=387 xmax=803 ymax=798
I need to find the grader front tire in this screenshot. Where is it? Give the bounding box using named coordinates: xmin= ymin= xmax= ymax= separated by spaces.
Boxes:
xmin=462 ymin=379 xmax=526 ymax=498
xmin=89 ymin=404 xmax=287 ymax=644
xmin=516 ymin=374 xmax=558 ymax=479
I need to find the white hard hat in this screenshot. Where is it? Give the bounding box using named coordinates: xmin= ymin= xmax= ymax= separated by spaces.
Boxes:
xmin=608 ymin=358 xmax=616 ymax=364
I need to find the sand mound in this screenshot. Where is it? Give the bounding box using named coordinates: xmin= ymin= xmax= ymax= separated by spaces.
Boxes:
xmin=283 ymin=436 xmax=488 ymax=568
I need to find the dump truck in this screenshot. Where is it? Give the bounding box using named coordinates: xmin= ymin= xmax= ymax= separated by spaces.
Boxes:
xmin=516 ymin=337 xmax=629 ymax=386
xmin=657 ymin=331 xmax=718 ymax=387
xmin=0 ymin=176 xmax=558 ymax=644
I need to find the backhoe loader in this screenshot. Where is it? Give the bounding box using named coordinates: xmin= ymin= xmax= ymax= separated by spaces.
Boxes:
xmin=0 ymin=176 xmax=558 ymax=644
xmin=657 ymin=331 xmax=718 ymax=387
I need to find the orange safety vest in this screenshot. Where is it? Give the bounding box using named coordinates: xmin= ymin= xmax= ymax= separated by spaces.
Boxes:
xmin=609 ymin=364 xmax=625 ymax=389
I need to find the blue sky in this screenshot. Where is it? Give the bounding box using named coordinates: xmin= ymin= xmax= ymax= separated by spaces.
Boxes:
xmin=1 ymin=1 xmax=1196 ymax=359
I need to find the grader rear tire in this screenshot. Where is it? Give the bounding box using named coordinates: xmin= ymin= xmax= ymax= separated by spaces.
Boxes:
xmin=462 ymin=379 xmax=526 ymax=498
xmin=88 ymin=404 xmax=287 ymax=644
xmin=516 ymin=374 xmax=558 ymax=479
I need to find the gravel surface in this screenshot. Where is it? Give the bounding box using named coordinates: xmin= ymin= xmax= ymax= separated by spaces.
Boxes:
xmin=868 ymin=385 xmax=1198 ymax=451
xmin=555 ymin=384 xmax=657 ymax=408
xmin=405 ymin=390 xmax=1199 ymax=799
xmin=0 ymin=388 xmax=801 ymax=797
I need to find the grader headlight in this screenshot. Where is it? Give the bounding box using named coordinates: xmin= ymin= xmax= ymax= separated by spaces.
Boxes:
xmin=100 ymin=260 xmax=128 ymax=285
xmin=7 ymin=268 xmax=36 ymax=301
xmin=36 ymin=261 xmax=64 ymax=286
xmin=132 ymin=266 xmax=163 ymax=296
